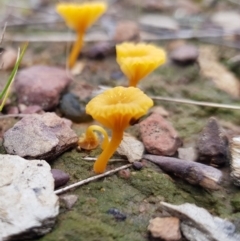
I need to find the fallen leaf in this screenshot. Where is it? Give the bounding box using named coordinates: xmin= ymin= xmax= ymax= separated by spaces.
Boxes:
xmin=117 ymin=133 xmax=144 ymax=163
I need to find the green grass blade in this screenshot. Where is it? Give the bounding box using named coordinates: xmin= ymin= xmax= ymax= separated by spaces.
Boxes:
xmin=0 ymin=43 xmax=28 ymax=111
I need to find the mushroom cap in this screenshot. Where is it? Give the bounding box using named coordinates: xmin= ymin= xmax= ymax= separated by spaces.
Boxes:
xmin=86 ymin=86 xmax=153 ymax=130
xmin=56 ymin=2 xmax=107 ymax=33
xmin=116 ymin=42 xmax=166 ymax=86
xmin=78 ymin=132 xmax=99 ymax=150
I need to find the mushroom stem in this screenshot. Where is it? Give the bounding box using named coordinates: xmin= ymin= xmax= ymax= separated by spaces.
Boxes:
xmin=94 ymin=130 xmax=123 ymax=173
xmin=87 ymin=125 xmax=109 ymax=149
xmin=68 ymin=32 xmax=84 ymax=68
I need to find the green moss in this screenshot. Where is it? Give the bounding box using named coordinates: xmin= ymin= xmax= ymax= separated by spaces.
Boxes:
xmin=231 ymin=193 xmax=240 ymax=212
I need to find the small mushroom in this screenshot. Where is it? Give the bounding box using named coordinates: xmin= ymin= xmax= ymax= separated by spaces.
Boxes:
xmin=85 ymin=86 xmax=153 ymax=173
xmin=56 ymin=2 xmax=107 ymax=68
xmin=116 ymin=42 xmax=166 ymax=87
xmin=78 ymin=124 xmax=109 ymax=150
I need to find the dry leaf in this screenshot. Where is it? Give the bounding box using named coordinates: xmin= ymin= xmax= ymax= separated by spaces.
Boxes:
xmin=117 ymin=133 xmax=144 ymax=163
xmin=199 ymin=46 xmax=240 ymax=97
xmin=70 ymin=61 xmax=85 ymax=76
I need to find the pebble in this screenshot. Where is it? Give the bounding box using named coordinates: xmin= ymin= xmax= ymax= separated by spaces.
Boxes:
xmin=178 ymin=147 xmax=197 ymax=162
xmin=59 ymin=92 xmax=93 ymax=123
xmin=0 ymin=47 xmax=18 ymax=70
xmin=139 ymin=113 xmax=182 ymax=156
xmin=113 ymin=21 xmax=140 ymax=43
xmin=60 ymin=195 xmax=78 ymax=209
xmin=3 ymin=112 xmax=78 ymax=160
xmin=107 ymin=208 xmax=127 ymax=221
xmin=196 ymin=117 xmax=229 ymax=167
xmin=82 ymin=42 xmax=115 ymax=59
xmin=132 ymin=161 xmax=143 ymax=170
xmin=6 ymin=106 xmax=19 ymax=115
xmin=15 ymin=65 xmax=72 ymax=110
xmin=148 ymin=217 xmax=181 ymax=241
xmin=170 ymin=44 xmax=199 ymax=65
xmin=21 ymin=105 xmax=43 ymax=114
xmin=0 ymin=154 xmax=59 ymax=240
xmin=51 ymin=169 xmax=70 ymax=189
xmin=118 ymin=169 xmax=131 ymax=179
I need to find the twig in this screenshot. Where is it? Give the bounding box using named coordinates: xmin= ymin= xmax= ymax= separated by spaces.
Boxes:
xmin=150 ymin=96 xmax=240 ymax=110
xmin=54 ymin=164 xmax=132 ymax=195
xmin=0 ymin=22 xmax=7 ymax=44
xmin=83 ymin=157 xmax=126 ymax=162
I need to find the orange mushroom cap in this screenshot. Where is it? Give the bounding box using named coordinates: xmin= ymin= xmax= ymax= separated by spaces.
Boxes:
xmin=56 ymin=2 xmax=107 ymax=33
xmin=116 ymin=42 xmax=166 ymax=87
xmin=86 ymin=86 xmax=153 ymax=131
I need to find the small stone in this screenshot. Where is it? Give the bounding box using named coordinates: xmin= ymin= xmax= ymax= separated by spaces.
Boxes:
xmin=51 ymin=169 xmax=70 ymax=189
xmin=107 ymin=208 xmax=127 ymax=221
xmin=178 ymin=147 xmax=197 ymax=162
xmin=117 ymin=133 xmax=145 ymax=163
xmin=6 ymin=106 xmax=19 ymax=115
xmin=3 ymin=112 xmax=78 ymax=160
xmin=82 ymin=42 xmax=115 ymax=59
xmin=0 ymin=154 xmax=59 ymax=240
xmin=118 ymin=169 xmax=131 ymax=179
xmin=15 ymin=65 xmax=72 ymax=110
xmin=132 ymin=161 xmax=143 ymax=170
xmin=18 ymin=103 xmax=27 ymax=113
xmin=0 ymin=47 xmax=18 ymax=70
xmin=60 ymin=195 xmax=78 ymax=209
xmin=113 ymin=21 xmax=140 ymax=43
xmin=59 ymin=92 xmax=93 ymax=123
xmin=196 ymin=117 xmax=229 ymax=166
xmin=21 ymin=105 xmax=43 ymax=114
xmin=139 ymin=113 xmax=182 ymax=156
xmin=170 ymin=44 xmax=199 ymax=65
xmin=148 ymin=217 xmax=181 ymax=241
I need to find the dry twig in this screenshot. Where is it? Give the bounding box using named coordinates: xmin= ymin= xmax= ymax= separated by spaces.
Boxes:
xmin=54 ymin=163 xmax=132 ymax=195
xmin=151 ymin=96 xmax=240 ymax=110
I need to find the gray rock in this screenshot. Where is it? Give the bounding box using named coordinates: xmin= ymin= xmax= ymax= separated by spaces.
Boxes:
xmin=0 ymin=154 xmax=59 ymax=240
xmin=59 ymin=93 xmax=92 ymax=123
xmin=51 ymin=169 xmax=70 ymax=188
xmin=197 ymin=117 xmax=229 ymax=167
xmin=15 ymin=65 xmax=72 ymax=110
xmin=160 ymin=202 xmax=240 ymax=241
xmin=60 ymin=195 xmax=78 ymax=209
xmin=170 ymin=44 xmax=199 ymax=65
xmin=178 ymin=147 xmax=197 ymax=162
xmin=3 ymin=112 xmax=78 ymax=160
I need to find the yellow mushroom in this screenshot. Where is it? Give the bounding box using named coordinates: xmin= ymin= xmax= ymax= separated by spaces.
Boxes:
xmin=78 ymin=125 xmax=109 ymax=150
xmin=56 ymin=2 xmax=107 ymax=68
xmin=116 ymin=42 xmax=166 ymax=87
xmin=86 ymin=86 xmax=153 ymax=173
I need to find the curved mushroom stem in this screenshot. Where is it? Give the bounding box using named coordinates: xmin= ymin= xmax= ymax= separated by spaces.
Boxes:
xmin=68 ymin=32 xmax=84 ymax=68
xmin=87 ymin=125 xmax=109 ymax=150
xmin=94 ymin=130 xmax=123 ymax=174
xmin=78 ymin=125 xmax=109 ymax=150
